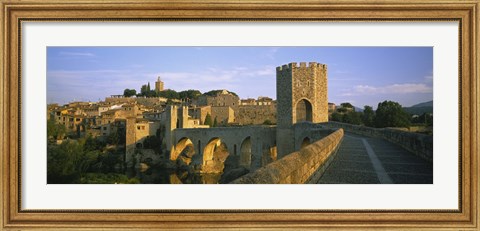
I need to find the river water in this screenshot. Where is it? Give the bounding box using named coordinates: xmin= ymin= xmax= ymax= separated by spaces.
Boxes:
xmin=125 ymin=167 xmax=223 ymax=184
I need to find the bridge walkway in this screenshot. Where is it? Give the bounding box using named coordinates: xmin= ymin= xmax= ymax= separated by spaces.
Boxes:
xmin=317 ymin=132 xmax=433 ymax=184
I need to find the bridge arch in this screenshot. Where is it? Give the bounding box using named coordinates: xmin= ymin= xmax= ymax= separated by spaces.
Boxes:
xmin=202 ymin=137 xmax=230 ymax=173
xmin=301 ymin=136 xmax=311 ymax=149
xmin=170 ymin=137 xmax=194 ymax=161
xmin=295 ymin=98 xmax=313 ymax=123
xmin=239 ymin=136 xmax=252 ymax=169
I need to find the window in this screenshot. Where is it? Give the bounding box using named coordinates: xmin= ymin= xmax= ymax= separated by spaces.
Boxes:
xmin=103 ymin=127 xmax=107 ymax=130
xmin=75 ymin=118 xmax=81 ymax=122
xmin=137 ymin=126 xmax=141 ymax=130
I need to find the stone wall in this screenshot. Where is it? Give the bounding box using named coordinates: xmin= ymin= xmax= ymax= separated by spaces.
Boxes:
xmin=322 ymin=122 xmax=433 ymax=162
xmin=231 ymin=128 xmax=344 ymax=184
xmin=234 ymin=105 xmax=276 ymax=125
xmin=195 ymin=93 xmax=239 ymax=107
xmin=105 ymin=96 xmax=169 ymax=107
xmin=211 ymin=106 xmax=235 ymax=125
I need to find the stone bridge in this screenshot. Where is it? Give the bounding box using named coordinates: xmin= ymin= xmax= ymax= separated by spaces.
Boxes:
xmin=168 ymin=123 xmax=337 ymax=174
xmin=170 ymin=126 xmax=277 ymax=173
xmin=233 ymin=122 xmax=433 ymax=184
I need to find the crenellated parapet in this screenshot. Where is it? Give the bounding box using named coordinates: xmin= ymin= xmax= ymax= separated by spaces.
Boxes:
xmin=276 ymin=62 xmax=327 ymax=72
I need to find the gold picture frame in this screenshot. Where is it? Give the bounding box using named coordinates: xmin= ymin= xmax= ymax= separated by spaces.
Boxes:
xmin=1 ymin=0 xmax=478 ymax=229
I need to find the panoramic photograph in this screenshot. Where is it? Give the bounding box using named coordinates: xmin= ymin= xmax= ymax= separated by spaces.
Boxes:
xmin=46 ymin=47 xmax=433 ymax=184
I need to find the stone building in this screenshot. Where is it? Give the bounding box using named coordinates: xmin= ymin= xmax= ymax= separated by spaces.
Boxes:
xmin=125 ymin=117 xmax=161 ymax=166
xmin=190 ymin=106 xmax=211 ymax=125
xmin=195 ymin=89 xmax=240 ymax=107
xmin=211 ymin=106 xmax=235 ymax=125
xmin=328 ymin=102 xmax=336 ymax=113
xmin=256 ymin=96 xmax=274 ymax=106
xmin=240 ymin=98 xmax=256 ymax=106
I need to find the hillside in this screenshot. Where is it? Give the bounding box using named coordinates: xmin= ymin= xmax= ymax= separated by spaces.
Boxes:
xmin=411 ymin=100 xmax=433 ymax=108
xmin=404 ymin=100 xmax=433 ymax=115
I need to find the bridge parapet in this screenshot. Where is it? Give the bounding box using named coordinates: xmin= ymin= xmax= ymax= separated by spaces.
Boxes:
xmin=322 ymin=122 xmax=433 ymax=162
xmin=231 ymin=128 xmax=344 ymax=184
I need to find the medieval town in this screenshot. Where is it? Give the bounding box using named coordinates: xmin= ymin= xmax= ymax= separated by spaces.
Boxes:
xmin=47 ymin=62 xmax=433 ymax=184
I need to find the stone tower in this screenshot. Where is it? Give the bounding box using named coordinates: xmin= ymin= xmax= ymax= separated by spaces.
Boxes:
xmin=125 ymin=117 xmax=137 ymax=168
xmin=276 ymin=62 xmax=328 ymax=158
xmin=155 ymin=76 xmax=164 ymax=92
xmin=164 ymin=105 xmax=189 ymax=154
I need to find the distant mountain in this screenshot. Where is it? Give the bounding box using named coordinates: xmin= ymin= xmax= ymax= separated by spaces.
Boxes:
xmin=404 ymin=100 xmax=433 ymax=115
xmin=411 ymin=100 xmax=433 ymax=108
xmin=353 ymin=106 xmax=364 ymax=112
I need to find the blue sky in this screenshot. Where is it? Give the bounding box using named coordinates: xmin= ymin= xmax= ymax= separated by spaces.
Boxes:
xmin=47 ymin=47 xmax=432 ymax=108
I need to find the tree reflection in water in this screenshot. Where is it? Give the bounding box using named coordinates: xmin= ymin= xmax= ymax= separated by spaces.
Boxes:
xmin=126 ymin=167 xmax=223 ymax=184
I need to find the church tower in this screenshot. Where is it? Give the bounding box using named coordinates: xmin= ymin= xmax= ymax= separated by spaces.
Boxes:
xmin=155 ymin=76 xmax=164 ymax=92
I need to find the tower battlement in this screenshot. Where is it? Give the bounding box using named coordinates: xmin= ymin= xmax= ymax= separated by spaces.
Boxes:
xmin=276 ymin=62 xmax=327 ymax=72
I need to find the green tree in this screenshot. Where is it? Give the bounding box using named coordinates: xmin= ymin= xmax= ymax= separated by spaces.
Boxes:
xmin=204 ymin=113 xmax=213 ymax=127
xmin=144 ymin=90 xmax=157 ymax=98
xmin=84 ymin=135 xmax=105 ymax=152
xmin=362 ymin=105 xmax=375 ymax=127
xmin=374 ymin=100 xmax=411 ymax=128
xmin=262 ymin=119 xmax=274 ymax=125
xmin=336 ymin=107 xmax=348 ymax=113
xmin=179 ymin=89 xmax=202 ymax=100
xmin=340 ymin=102 xmax=354 ymax=109
xmin=330 ymin=112 xmax=343 ymax=122
xmin=47 ymin=118 xmax=66 ymax=140
xmin=343 ymin=111 xmax=362 ymax=125
xmin=143 ymin=136 xmax=162 ymax=153
xmin=158 ymin=89 xmax=180 ymax=99
xmin=203 ymin=89 xmax=238 ymax=97
xmin=107 ymin=132 xmax=120 ymax=145
xmin=47 ymin=140 xmax=101 ymax=183
xmin=213 ymin=117 xmax=218 ymax=127
xmin=166 ymin=98 xmax=174 ymax=105
xmin=140 ymin=84 xmax=149 ymax=96
xmin=123 ymin=89 xmax=136 ymax=97
xmin=411 ymin=113 xmax=433 ymax=127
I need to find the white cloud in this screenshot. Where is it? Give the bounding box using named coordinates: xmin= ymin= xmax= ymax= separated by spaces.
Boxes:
xmin=157 ymin=65 xmax=275 ymax=92
xmin=350 ymin=83 xmax=432 ymax=95
xmin=424 ymin=75 xmax=433 ymax=82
